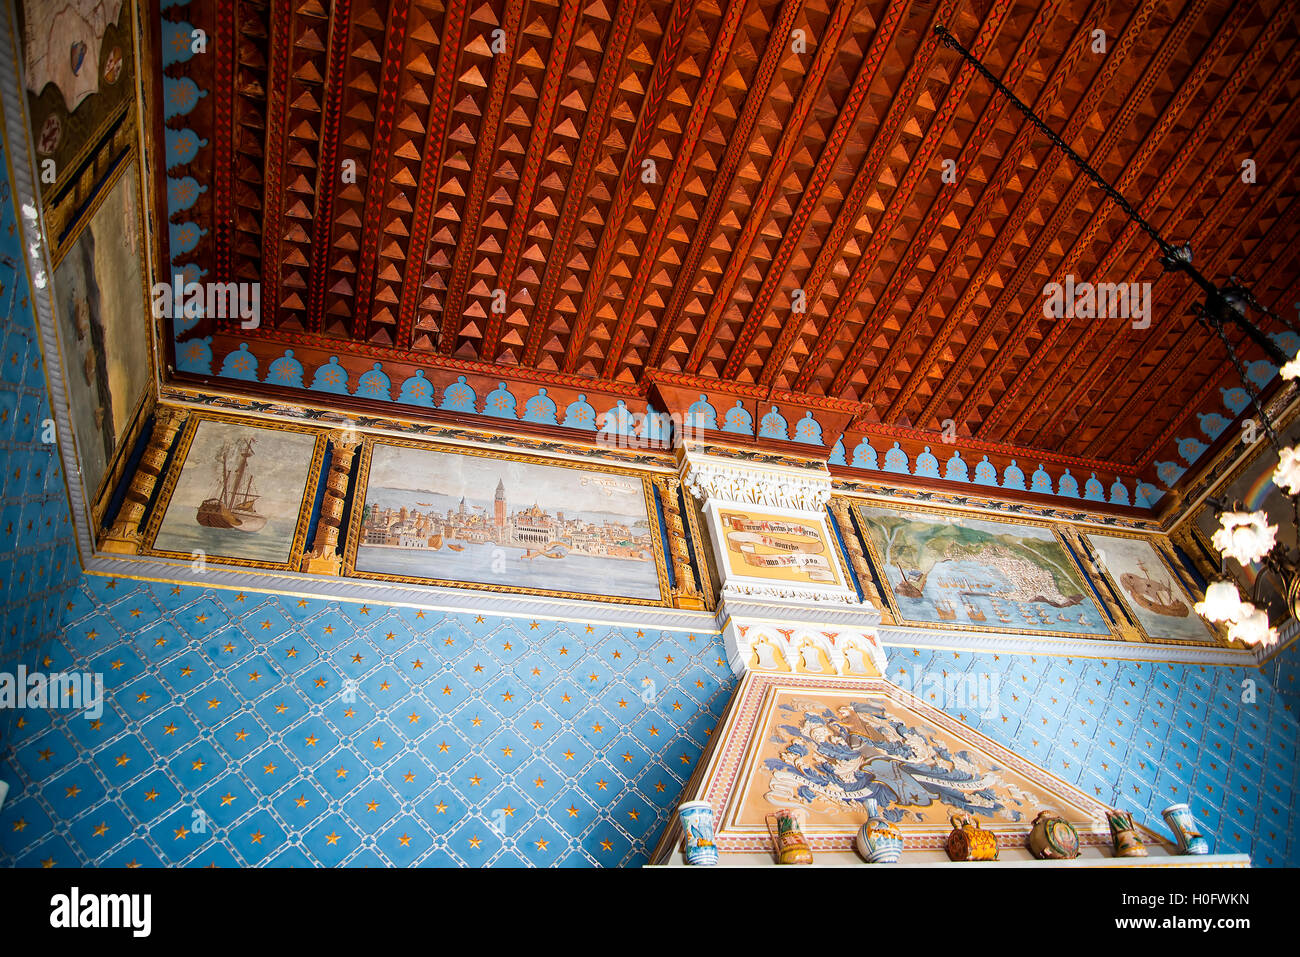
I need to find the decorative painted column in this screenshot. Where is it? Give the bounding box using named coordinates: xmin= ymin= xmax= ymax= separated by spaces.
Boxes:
xmin=680 ymin=447 xmax=886 ymax=678
xmin=654 ymin=475 xmax=708 ymax=610
xmin=100 ymin=406 xmax=188 ymax=554
xmin=300 ymin=431 xmax=361 ymax=575
xmin=828 ymin=497 xmax=892 ymax=623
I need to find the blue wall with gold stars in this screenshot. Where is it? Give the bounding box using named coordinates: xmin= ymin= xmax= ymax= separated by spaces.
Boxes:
xmin=896 ymin=647 xmax=1299 ymax=866
xmin=0 ymin=576 xmax=734 ymax=866
xmin=0 ymin=133 xmax=81 ymax=745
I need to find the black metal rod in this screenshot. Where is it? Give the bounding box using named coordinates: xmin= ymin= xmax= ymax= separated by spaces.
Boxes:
xmin=933 ymin=24 xmax=1290 ymax=368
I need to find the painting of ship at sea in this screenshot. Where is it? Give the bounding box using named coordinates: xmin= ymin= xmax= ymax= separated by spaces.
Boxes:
xmin=197 ymin=437 xmax=268 ymax=532
xmin=765 ymin=807 xmax=813 ymax=865
xmin=945 ymin=813 xmax=998 ymax=861
xmin=1106 ymin=808 xmax=1148 ymax=858
xmin=677 ymin=801 xmax=718 ymax=866
xmin=855 ymin=797 xmax=904 ymax=863
xmin=1027 ymin=809 xmax=1080 ymax=860
xmin=1161 ymin=803 xmax=1210 ymax=855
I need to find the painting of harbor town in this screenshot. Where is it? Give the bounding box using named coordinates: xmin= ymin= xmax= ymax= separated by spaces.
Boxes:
xmin=1084 ymin=533 xmax=1217 ymax=643
xmin=352 ymin=444 xmax=665 ymax=602
xmin=854 ymin=503 xmax=1112 ymax=637
xmin=150 ymin=420 xmax=319 ymax=565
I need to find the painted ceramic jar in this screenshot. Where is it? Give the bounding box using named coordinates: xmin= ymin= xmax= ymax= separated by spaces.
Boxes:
xmin=1107 ymin=809 xmax=1148 ymax=858
xmin=1162 ymin=803 xmax=1210 ymax=855
xmin=765 ymin=808 xmax=814 ymax=865
xmin=945 ymin=814 xmax=998 ymax=861
xmin=677 ymin=800 xmax=718 ymax=866
xmin=855 ymin=797 xmax=904 ymax=863
xmin=1027 ymin=809 xmax=1080 ymax=860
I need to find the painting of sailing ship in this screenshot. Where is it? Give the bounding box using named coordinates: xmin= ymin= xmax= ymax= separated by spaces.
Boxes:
xmin=151 ymin=420 xmax=318 ymax=565
xmin=854 ymin=502 xmax=1112 ymax=637
xmin=730 ymin=688 xmax=1101 ymax=834
xmin=350 ymin=443 xmax=666 ymax=602
xmin=1085 ymin=533 xmax=1217 ymax=643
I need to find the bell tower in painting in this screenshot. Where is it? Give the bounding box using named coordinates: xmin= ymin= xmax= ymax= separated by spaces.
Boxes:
xmin=494 ymin=478 xmax=506 ymax=530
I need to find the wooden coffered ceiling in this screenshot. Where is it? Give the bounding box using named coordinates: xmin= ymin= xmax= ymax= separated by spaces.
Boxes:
xmin=152 ymin=0 xmax=1300 ymax=484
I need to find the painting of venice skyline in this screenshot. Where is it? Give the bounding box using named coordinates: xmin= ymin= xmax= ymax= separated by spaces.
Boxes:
xmin=855 ymin=503 xmax=1112 ymax=638
xmin=353 ymin=444 xmax=664 ymax=602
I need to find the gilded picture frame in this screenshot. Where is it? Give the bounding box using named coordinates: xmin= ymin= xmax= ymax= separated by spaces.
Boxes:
xmin=342 ymin=437 xmax=674 ymax=606
xmin=850 ymin=498 xmax=1116 ymax=639
xmin=1078 ymin=530 xmax=1224 ymax=647
xmin=45 ymin=148 xmax=155 ymax=520
xmin=139 ymin=412 xmax=325 ymax=570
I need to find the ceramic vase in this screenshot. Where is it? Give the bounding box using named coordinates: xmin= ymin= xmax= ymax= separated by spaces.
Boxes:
xmin=677 ymin=800 xmax=718 ymax=865
xmin=1027 ymin=809 xmax=1080 ymax=860
xmin=1106 ymin=809 xmax=1148 ymax=858
xmin=855 ymin=797 xmax=904 ymax=863
xmin=1161 ymin=803 xmax=1209 ymax=855
xmin=765 ymin=808 xmax=814 ymax=865
xmin=945 ymin=813 xmax=998 ymax=861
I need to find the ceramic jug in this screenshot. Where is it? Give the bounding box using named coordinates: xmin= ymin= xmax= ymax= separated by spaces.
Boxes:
xmin=1162 ymin=803 xmax=1209 ymax=855
xmin=765 ymin=808 xmax=814 ymax=865
xmin=677 ymin=800 xmax=718 ymax=866
xmin=945 ymin=813 xmax=998 ymax=861
xmin=1027 ymin=809 xmax=1080 ymax=860
xmin=855 ymin=797 xmax=904 ymax=863
xmin=1106 ymin=809 xmax=1148 ymax=858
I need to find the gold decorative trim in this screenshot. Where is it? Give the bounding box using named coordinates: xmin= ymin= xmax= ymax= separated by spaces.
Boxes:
xmin=99 ymin=405 xmax=187 ymax=553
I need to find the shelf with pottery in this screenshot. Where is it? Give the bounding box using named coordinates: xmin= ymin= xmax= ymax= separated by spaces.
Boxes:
xmin=652 ymin=846 xmax=1250 ymax=867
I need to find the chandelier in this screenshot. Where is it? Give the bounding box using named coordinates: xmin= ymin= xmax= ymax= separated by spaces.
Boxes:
xmin=935 ymin=26 xmax=1299 ymax=648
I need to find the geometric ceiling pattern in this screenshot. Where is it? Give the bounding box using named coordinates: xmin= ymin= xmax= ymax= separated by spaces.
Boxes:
xmin=155 ymin=0 xmax=1300 ymax=475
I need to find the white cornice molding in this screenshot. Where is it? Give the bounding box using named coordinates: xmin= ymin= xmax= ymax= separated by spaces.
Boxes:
xmin=680 ymin=450 xmax=832 ymax=513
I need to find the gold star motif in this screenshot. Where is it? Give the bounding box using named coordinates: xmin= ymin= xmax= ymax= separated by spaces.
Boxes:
xmin=534 ymin=776 xmax=545 ymax=788
xmin=535 ymin=838 xmax=549 ymax=851
xmin=470 ymin=775 xmax=482 ymax=786
xmin=326 ymin=832 xmax=340 ymax=845
xmin=263 ymin=761 xmax=276 ymax=774
xmin=399 ymin=833 xmax=411 ymax=846
xmin=372 ymin=736 xmax=385 ymax=750
xmin=275 ymin=703 xmax=287 ymax=714
xmin=93 ymin=822 xmax=109 ymax=837
xmin=336 ymin=766 xmax=348 ymax=779
xmin=305 ymin=735 xmax=319 ymax=747
xmin=295 ymin=795 xmax=309 ymax=809
xmin=192 ymin=758 xmax=206 ymax=772
xmin=600 ymin=840 xmax=612 ymax=851
xmin=408 ymin=712 xmax=420 ymax=724
xmin=174 ymin=827 xmax=189 ymax=840
xmin=567 ymin=806 xmax=578 ymax=817
xmin=285 ymin=647 xmax=298 ymax=658
xmin=250 ymin=831 xmax=264 ymax=844
xmin=163 ymin=723 xmax=177 ymax=736
xmin=221 ymin=793 xmax=235 ymax=806
xmin=468 ymin=836 xmax=481 ymax=849
xmin=145 ymin=789 xmax=159 ymax=802
xmin=115 ymin=753 xmax=130 ymax=767
xmin=235 ymin=729 xmax=249 ymax=742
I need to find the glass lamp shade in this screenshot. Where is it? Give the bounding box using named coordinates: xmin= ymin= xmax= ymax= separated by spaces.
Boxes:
xmin=1211 ymin=510 xmax=1277 ymax=565
xmin=1280 ymin=353 xmax=1300 ymax=381
xmin=1225 ymin=604 xmax=1278 ymax=648
xmin=1194 ymin=581 xmax=1244 ymax=622
xmin=1274 ymin=447 xmax=1300 ymax=495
